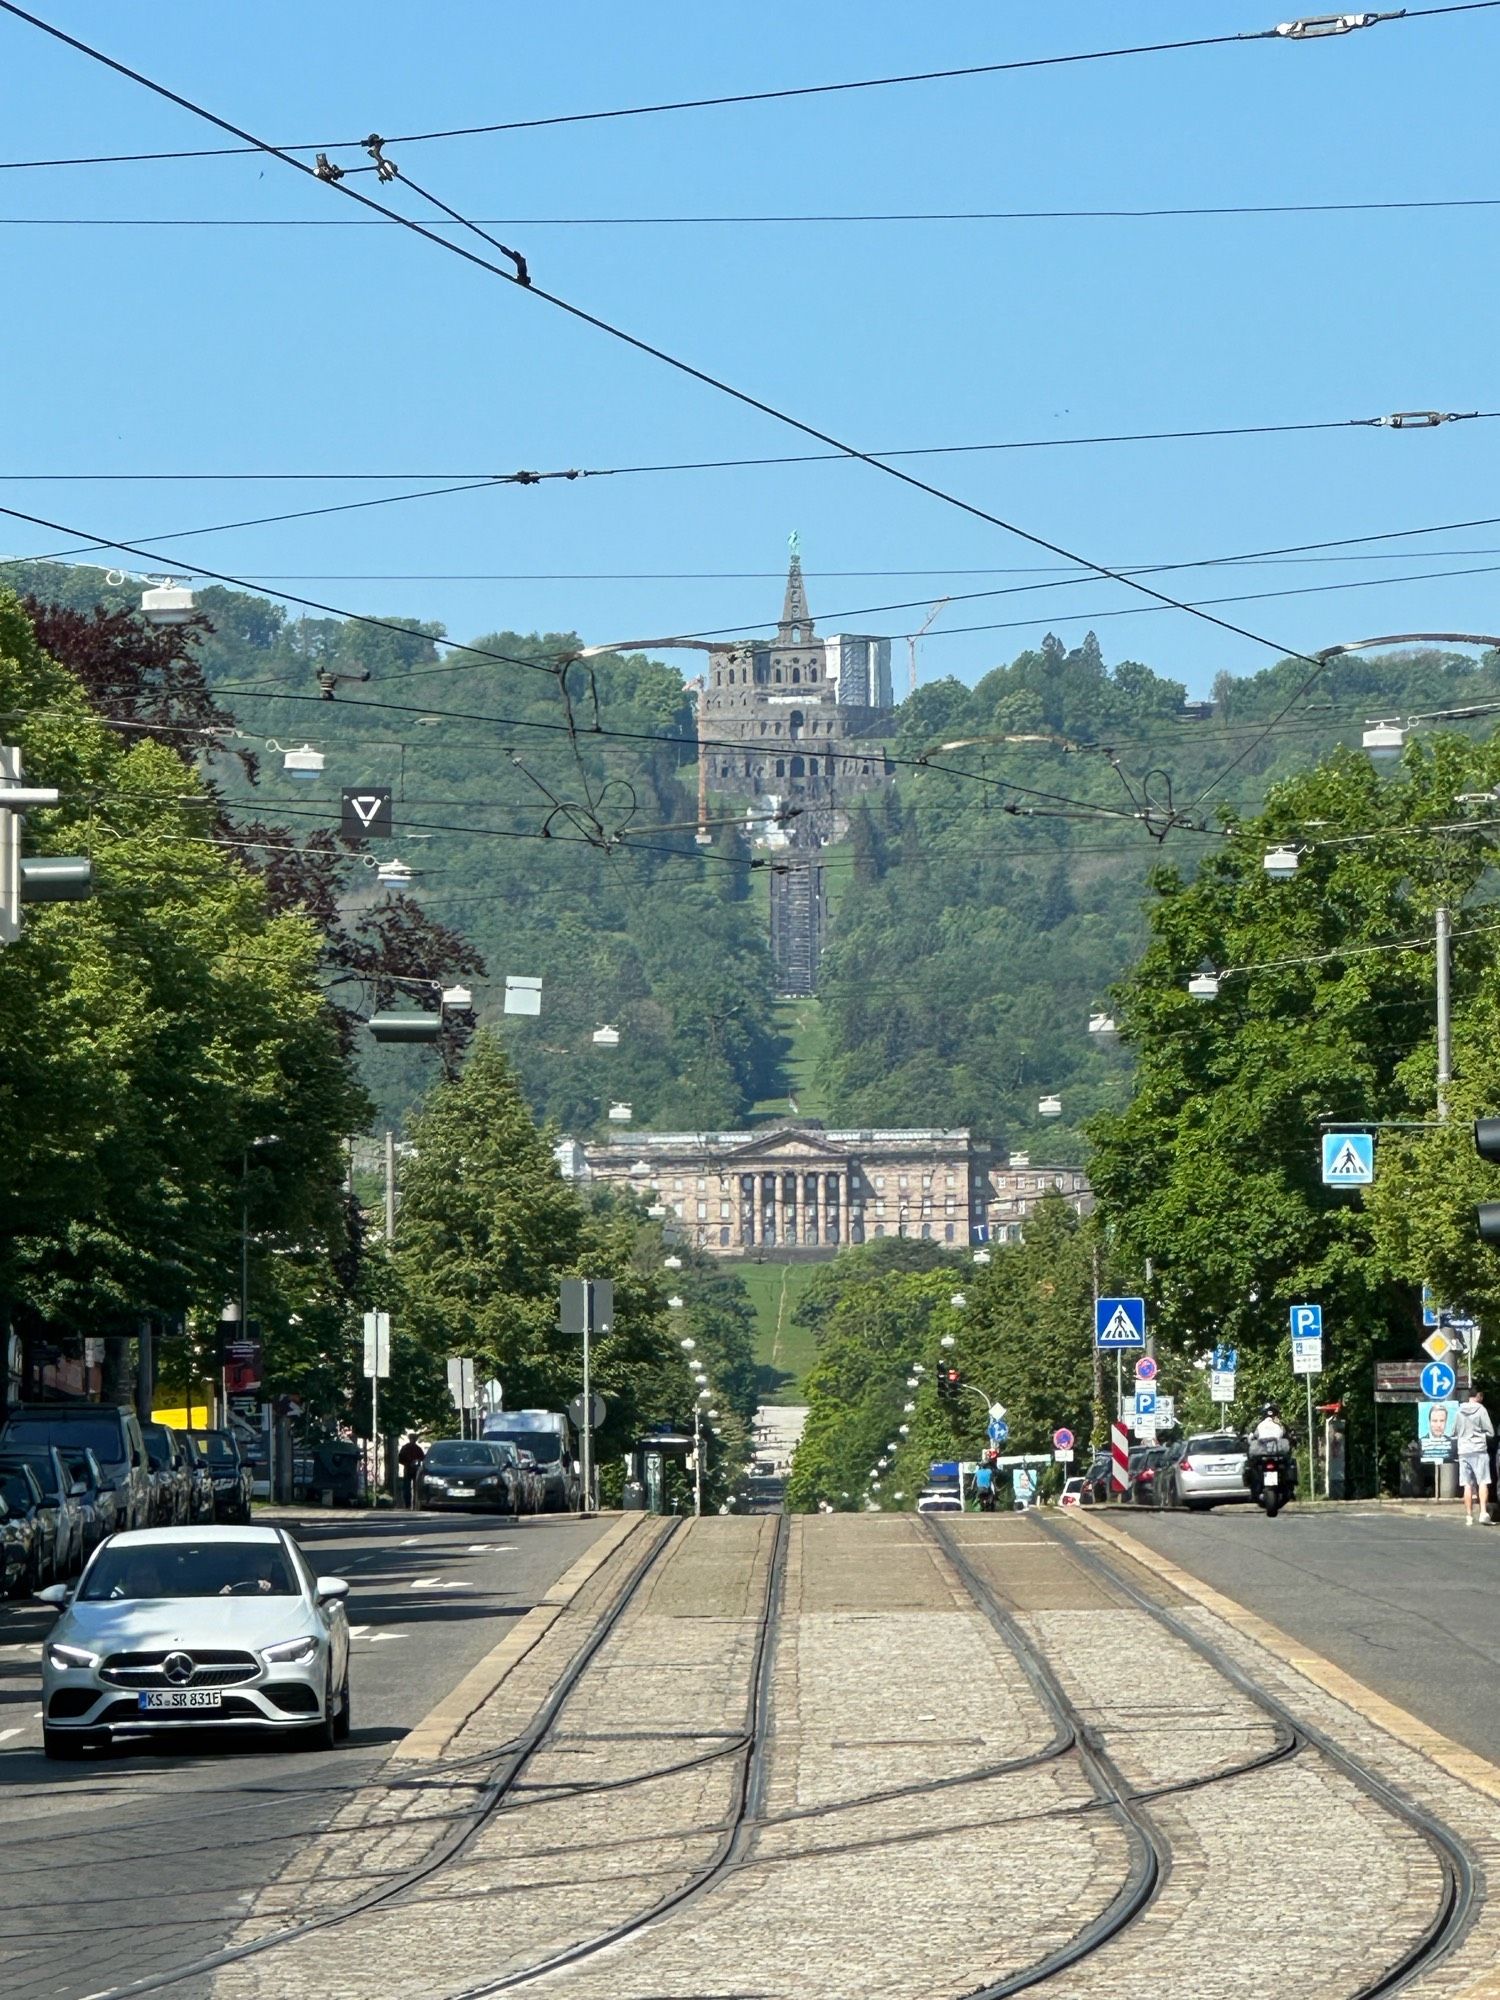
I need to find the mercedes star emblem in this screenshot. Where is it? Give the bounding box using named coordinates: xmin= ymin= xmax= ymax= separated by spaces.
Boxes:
xmin=163 ymin=1652 xmax=195 ymax=1686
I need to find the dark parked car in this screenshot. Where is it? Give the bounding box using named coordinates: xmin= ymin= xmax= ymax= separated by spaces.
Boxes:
xmin=0 ymin=1490 xmax=34 ymax=1597
xmin=139 ymin=1422 xmax=192 ymax=1526
xmin=60 ymin=1448 xmax=116 ymax=1552
xmin=0 ymin=1405 xmax=151 ymax=1533
xmin=179 ymin=1434 xmax=218 ymax=1523
xmin=0 ymin=1447 xmax=86 ymax=1577
xmin=1081 ymin=1453 xmax=1115 ymax=1505
xmin=1131 ymin=1444 xmax=1169 ymax=1507
xmin=419 ymin=1439 xmax=522 ymax=1514
xmin=188 ymin=1429 xmax=253 ymax=1522
xmin=0 ymin=1462 xmax=52 ymax=1588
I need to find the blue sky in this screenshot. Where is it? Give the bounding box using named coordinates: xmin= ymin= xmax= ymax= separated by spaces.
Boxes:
xmin=2 ymin=0 xmax=1498 ymax=697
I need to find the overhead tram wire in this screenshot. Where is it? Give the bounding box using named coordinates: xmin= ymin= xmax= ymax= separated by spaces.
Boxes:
xmin=1 ymin=8 xmax=1480 ymax=172
xmin=0 ymin=4 xmax=1471 ymax=720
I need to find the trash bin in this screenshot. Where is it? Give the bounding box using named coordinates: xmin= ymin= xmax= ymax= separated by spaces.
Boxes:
xmin=622 ymin=1481 xmax=647 ymax=1511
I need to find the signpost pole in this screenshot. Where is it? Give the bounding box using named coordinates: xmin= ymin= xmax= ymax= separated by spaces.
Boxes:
xmin=1306 ymin=1372 xmax=1317 ymax=1500
xmin=582 ymin=1282 xmax=593 ymax=1517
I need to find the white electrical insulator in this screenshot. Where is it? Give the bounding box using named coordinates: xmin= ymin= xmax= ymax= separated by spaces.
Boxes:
xmin=282 ymin=744 xmax=325 ymax=781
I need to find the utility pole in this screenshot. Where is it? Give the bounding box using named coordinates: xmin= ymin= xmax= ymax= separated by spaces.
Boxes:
xmin=1436 ymin=904 xmax=1452 ymax=1122
xmin=693 ymin=1405 xmax=703 ymax=1518
xmin=385 ymin=1128 xmax=397 ymax=1244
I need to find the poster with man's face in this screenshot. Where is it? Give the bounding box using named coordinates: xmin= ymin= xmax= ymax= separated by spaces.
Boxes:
xmin=1419 ymin=1401 xmax=1459 ymax=1458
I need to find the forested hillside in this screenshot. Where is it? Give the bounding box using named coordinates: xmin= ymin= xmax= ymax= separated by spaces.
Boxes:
xmin=11 ymin=558 xmax=1498 ymax=1151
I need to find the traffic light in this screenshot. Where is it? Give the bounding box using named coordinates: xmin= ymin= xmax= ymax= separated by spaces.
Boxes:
xmin=938 ymin=1365 xmax=963 ymax=1402
xmin=1475 ymin=1118 xmax=1500 ymax=1243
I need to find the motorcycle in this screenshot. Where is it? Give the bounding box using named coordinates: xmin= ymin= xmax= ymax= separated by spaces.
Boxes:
xmin=1244 ymin=1436 xmax=1298 ymax=1518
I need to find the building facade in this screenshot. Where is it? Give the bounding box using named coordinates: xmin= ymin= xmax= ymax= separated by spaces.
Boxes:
xmin=559 ymin=1122 xmax=1091 ymax=1259
xmin=700 ymin=549 xmax=894 ymax=808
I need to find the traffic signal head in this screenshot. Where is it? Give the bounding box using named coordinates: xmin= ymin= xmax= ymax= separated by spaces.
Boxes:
xmin=1480 ymin=1204 xmax=1500 ymax=1245
xmin=1476 ymin=1118 xmax=1500 ymax=1164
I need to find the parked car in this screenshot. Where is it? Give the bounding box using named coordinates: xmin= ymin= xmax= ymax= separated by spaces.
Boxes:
xmin=0 ymin=1447 xmax=86 ymax=1577
xmin=1081 ymin=1453 xmax=1114 ymax=1505
xmin=0 ymin=1456 xmax=44 ymax=1592
xmin=512 ymin=1449 xmax=545 ymax=1514
xmin=60 ymin=1448 xmax=117 ymax=1553
xmin=479 ymin=1410 xmax=581 ymax=1513
xmin=419 ymin=1439 xmax=521 ymax=1514
xmin=36 ymin=1525 xmax=351 ymax=1760
xmin=1059 ymin=1476 xmax=1086 ymax=1510
xmin=179 ymin=1434 xmax=218 ymax=1523
xmin=1161 ymin=1431 xmax=1250 ymax=1511
xmin=140 ymin=1423 xmax=192 ymax=1526
xmin=0 ymin=1405 xmax=151 ymax=1533
xmin=188 ymin=1430 xmax=253 ymax=1523
xmin=1131 ymin=1444 xmax=1169 ymax=1506
xmin=0 ymin=1491 xmax=33 ymax=1597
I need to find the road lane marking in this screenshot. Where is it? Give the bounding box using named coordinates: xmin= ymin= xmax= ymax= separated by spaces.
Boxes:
xmin=347 ymin=1624 xmax=370 ymax=1638
xmin=0 ymin=1727 xmax=22 ymax=1743
xmin=368 ymin=1632 xmax=407 ymax=1644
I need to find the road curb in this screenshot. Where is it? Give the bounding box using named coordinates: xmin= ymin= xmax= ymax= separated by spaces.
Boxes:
xmin=1071 ymin=1506 xmax=1500 ymax=1806
xmin=393 ymin=1512 xmax=645 ymax=1762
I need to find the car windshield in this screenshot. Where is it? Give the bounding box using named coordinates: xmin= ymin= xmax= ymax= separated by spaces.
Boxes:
xmin=1187 ymin=1435 xmax=1244 ymax=1454
xmin=80 ymin=1540 xmax=297 ymax=1601
xmin=486 ymin=1430 xmax=561 ymax=1464
xmin=3 ymin=1415 xmax=122 ymax=1464
xmin=139 ymin=1426 xmax=174 ymax=1469
xmin=62 ymin=1456 xmax=95 ymax=1486
xmin=190 ymin=1434 xmax=238 ymax=1466
xmin=1 ymin=1452 xmax=60 ymax=1500
xmin=425 ymin=1442 xmax=504 ymax=1468
xmin=0 ymin=1471 xmax=36 ymax=1512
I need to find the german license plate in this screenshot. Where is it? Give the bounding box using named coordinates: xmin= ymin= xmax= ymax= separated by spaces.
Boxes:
xmin=1263 ymin=1468 xmax=1279 ymax=1487
xmin=138 ymin=1689 xmax=221 ymax=1712
xmin=448 ymin=1487 xmax=475 ymax=1498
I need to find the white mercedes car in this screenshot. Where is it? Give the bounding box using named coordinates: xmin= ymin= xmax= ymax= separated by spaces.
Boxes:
xmin=37 ymin=1524 xmax=351 ymax=1760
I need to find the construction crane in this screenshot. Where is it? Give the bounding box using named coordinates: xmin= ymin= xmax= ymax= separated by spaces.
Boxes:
xmin=907 ymin=598 xmax=951 ymax=699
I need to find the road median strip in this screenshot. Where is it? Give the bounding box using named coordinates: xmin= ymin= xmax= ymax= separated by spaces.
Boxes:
xmin=394 ymin=1512 xmax=646 ymax=1763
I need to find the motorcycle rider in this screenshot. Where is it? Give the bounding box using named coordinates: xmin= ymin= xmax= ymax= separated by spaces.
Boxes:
xmin=1246 ymin=1402 xmax=1296 ymax=1506
xmin=1254 ymin=1402 xmax=1288 ymax=1444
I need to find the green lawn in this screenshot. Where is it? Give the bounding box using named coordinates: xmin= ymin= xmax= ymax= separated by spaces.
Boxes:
xmin=738 ymin=1259 xmax=821 ymax=1403
xmin=753 ymin=997 xmax=831 ymax=1121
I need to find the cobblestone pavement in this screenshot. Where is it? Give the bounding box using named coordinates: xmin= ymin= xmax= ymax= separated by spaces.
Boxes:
xmin=168 ymin=1511 xmax=1500 ymax=2000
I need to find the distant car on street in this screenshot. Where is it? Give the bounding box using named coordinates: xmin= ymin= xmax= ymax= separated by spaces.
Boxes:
xmin=0 ymin=1491 xmax=33 ymax=1597
xmin=419 ymin=1439 xmax=522 ymax=1515
xmin=0 ymin=1462 xmax=58 ymax=1587
xmin=140 ymin=1423 xmax=192 ymax=1526
xmin=0 ymin=1447 xmax=87 ymax=1577
xmin=1059 ymin=1476 xmax=1086 ymax=1509
xmin=179 ymin=1434 xmax=218 ymax=1523
xmin=188 ymin=1430 xmax=253 ymax=1523
xmin=1161 ymin=1432 xmax=1250 ymax=1511
xmin=1081 ymin=1454 xmax=1114 ymax=1505
xmin=480 ymin=1410 xmax=580 ymax=1512
xmin=37 ymin=1525 xmax=351 ymax=1761
xmin=916 ymin=1489 xmax=963 ymax=1514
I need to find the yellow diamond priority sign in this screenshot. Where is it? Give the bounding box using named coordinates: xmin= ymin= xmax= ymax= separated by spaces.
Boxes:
xmin=1421 ymin=1330 xmax=1453 ymax=1362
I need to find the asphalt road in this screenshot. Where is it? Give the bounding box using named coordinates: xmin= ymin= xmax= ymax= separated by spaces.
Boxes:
xmin=1107 ymin=1502 xmax=1500 ymax=1763
xmin=0 ymin=1507 xmax=610 ymax=2000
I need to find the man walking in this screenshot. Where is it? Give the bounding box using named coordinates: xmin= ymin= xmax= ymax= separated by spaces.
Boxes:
xmin=397 ymin=1432 xmax=425 ymax=1510
xmin=1454 ymin=1390 xmax=1493 ymax=1525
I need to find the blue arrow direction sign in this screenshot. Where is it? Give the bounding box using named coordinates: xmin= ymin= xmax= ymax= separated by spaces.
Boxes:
xmin=988 ymin=1418 xmax=1009 ymax=1444
xmin=1095 ymin=1296 xmax=1146 ymax=1350
xmin=1322 ymin=1131 xmax=1374 ymax=1185
xmin=1421 ymin=1359 xmax=1457 ymax=1400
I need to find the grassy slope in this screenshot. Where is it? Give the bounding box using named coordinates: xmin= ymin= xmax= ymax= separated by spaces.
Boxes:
xmin=739 ymin=1259 xmax=821 ymax=1404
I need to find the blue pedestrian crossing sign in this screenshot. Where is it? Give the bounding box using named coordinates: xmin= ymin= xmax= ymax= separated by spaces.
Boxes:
xmin=1322 ymin=1131 xmax=1373 ymax=1185
xmin=1421 ymin=1359 xmax=1457 ymax=1400
xmin=1096 ymin=1296 xmax=1146 ymax=1350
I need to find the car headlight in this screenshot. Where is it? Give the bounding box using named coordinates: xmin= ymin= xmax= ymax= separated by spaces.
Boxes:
xmin=423 ymin=1474 xmax=447 ymax=1487
xmin=478 ymin=1476 xmax=500 ymax=1488
xmin=262 ymin=1635 xmax=319 ymax=1665
xmin=47 ymin=1643 xmax=99 ymax=1670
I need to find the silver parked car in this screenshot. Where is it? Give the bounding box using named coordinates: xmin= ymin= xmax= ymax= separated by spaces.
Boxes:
xmin=1162 ymin=1431 xmax=1250 ymax=1510
xmin=37 ymin=1525 xmax=351 ymax=1760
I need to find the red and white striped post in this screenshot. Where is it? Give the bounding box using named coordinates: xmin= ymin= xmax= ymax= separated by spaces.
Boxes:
xmin=1110 ymin=1420 xmax=1130 ymax=1495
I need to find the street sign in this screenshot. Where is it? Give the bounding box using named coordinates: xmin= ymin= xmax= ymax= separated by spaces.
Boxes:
xmin=1374 ymin=1360 xmax=1424 ymax=1404
xmin=1421 ymin=1359 xmax=1457 ymax=1400
xmin=1052 ymin=1427 xmax=1075 ymax=1451
xmin=1134 ymin=1389 xmax=1157 ymax=1418
xmin=1322 ymin=1131 xmax=1374 ymax=1184
xmin=445 ymin=1356 xmax=475 ymax=1410
xmin=1155 ymin=1395 xmax=1176 ymax=1428
xmin=340 ymin=787 xmax=393 ymax=842
xmin=1210 ymin=1369 xmax=1237 ymax=1403
xmin=568 ymin=1391 xmax=607 ymax=1429
xmin=988 ymin=1402 xmax=1006 ymax=1421
xmin=1212 ymin=1345 xmax=1239 ymax=1372
xmin=362 ymin=1311 xmax=390 ymax=1379
xmin=1290 ymin=1303 xmax=1323 ymax=1375
xmin=1134 ymin=1356 xmax=1158 ymax=1383
xmin=1422 ymin=1284 xmax=1441 ymax=1328
xmin=988 ymin=1418 xmax=1010 ymax=1444
xmin=1110 ymin=1421 xmax=1129 ymax=1490
xmin=1096 ymin=1296 xmax=1146 ymax=1350
xmin=1421 ymin=1330 xmax=1453 ymax=1363
xmin=1054 ymin=1448 xmax=1075 ymax=1464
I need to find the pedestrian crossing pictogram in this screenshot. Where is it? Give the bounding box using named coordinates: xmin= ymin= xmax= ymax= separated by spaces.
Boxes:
xmin=1321 ymin=1132 xmax=1374 ymax=1184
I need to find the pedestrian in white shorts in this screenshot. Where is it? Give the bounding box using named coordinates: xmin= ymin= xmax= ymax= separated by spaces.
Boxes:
xmin=1454 ymin=1389 xmax=1494 ymax=1524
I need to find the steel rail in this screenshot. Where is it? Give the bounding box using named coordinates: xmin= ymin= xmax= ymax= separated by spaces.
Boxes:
xmin=82 ymin=1515 xmax=682 ymax=1999
xmin=1039 ymin=1515 xmax=1478 ymax=1998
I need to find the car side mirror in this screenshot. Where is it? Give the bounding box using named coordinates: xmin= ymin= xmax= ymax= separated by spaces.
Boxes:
xmin=315 ymin=1577 xmax=349 ymax=1603
xmin=70 ymin=1480 xmax=89 ymax=1498
xmin=36 ymin=1582 xmax=71 ymax=1608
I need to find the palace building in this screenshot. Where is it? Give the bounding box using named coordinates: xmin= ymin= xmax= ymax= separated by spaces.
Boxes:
xmin=556 ymin=1122 xmax=1092 ymax=1259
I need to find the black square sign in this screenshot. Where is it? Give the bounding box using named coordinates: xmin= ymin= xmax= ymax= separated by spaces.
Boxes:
xmin=341 ymin=787 xmax=393 ymax=841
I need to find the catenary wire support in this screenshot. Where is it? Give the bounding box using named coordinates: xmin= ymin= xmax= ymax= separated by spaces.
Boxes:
xmin=1274 ymin=10 xmax=1406 ymax=34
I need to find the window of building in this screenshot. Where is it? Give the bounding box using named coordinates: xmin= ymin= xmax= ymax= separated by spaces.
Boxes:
xmin=775 ymin=759 xmax=785 ymax=777
xmin=719 ymin=762 xmax=730 ymax=777
xmin=945 ymin=1224 xmax=955 ymax=1242
xmin=720 ymin=1201 xmax=731 ymax=1220
xmin=809 ymin=667 xmax=818 ymax=681
xmin=720 ymin=1226 xmax=731 ymax=1246
xmin=792 ymin=667 xmax=801 ymax=684
xmin=774 ymin=667 xmax=782 ymax=683
xmin=790 ymin=756 xmax=805 ymax=777
xmin=789 ymin=709 xmax=805 ymax=741
xmin=697 ymin=1201 xmax=707 ymax=1220
xmin=875 ymin=1176 xmax=885 ymax=1191
xmin=807 ymin=756 xmax=818 ymax=775
xmin=899 ymin=1176 xmax=908 ymax=1190
xmin=874 ymin=1222 xmax=885 ymax=1237
xmin=673 ymin=1179 xmax=683 ymax=1192
xmin=921 ymin=1222 xmax=932 ymax=1239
